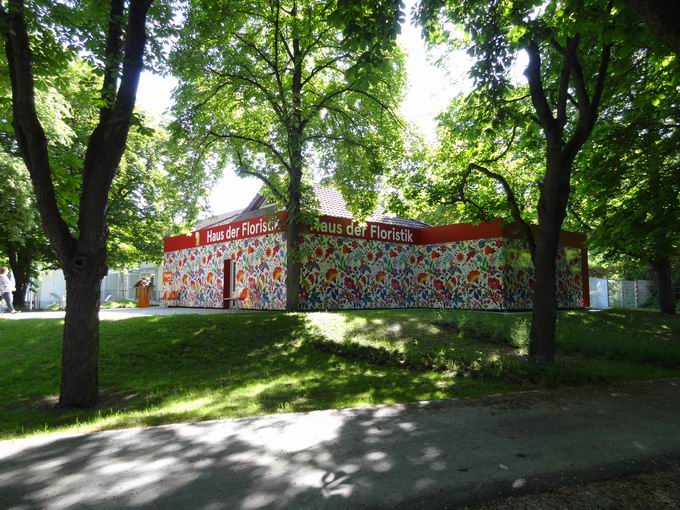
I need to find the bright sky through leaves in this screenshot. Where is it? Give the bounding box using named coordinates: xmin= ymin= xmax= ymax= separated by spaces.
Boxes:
xmin=136 ymin=0 xmax=471 ymax=215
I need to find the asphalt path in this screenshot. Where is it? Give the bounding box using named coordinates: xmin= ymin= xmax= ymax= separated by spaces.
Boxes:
xmin=0 ymin=307 xmax=230 ymax=321
xmin=1 ymin=379 xmax=679 ymax=509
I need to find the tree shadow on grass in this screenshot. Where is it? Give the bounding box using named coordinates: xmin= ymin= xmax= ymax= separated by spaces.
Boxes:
xmin=556 ymin=310 xmax=680 ymax=366
xmin=2 ymin=312 xmax=477 ymax=437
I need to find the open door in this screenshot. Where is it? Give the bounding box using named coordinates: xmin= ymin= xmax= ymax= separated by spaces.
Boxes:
xmin=223 ymin=259 xmax=236 ymax=309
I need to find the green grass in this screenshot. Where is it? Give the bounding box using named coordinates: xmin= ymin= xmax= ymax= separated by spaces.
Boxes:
xmin=0 ymin=308 xmax=678 ymax=439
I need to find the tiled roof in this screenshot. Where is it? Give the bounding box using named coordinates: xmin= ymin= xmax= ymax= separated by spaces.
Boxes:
xmin=196 ymin=185 xmax=429 ymax=230
xmin=312 ymin=185 xmax=430 ymax=229
xmin=193 ymin=209 xmax=244 ymax=230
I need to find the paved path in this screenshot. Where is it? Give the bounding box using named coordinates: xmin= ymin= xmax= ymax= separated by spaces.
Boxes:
xmin=1 ymin=379 xmax=679 ymax=509
xmin=0 ymin=307 xmax=230 ymax=321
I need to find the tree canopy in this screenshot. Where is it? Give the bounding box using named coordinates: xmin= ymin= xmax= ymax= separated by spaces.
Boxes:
xmin=171 ymin=0 xmax=406 ymax=309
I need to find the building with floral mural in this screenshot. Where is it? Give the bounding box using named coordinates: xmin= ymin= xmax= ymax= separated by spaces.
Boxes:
xmin=162 ymin=187 xmax=589 ymax=311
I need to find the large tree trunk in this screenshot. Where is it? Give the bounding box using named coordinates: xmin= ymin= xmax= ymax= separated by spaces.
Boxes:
xmin=652 ymin=256 xmax=676 ymax=314
xmin=3 ymin=0 xmax=153 ymax=409
xmin=285 ymin=163 xmax=302 ymax=311
xmin=529 ymin=229 xmax=560 ymax=362
xmin=59 ymin=251 xmax=107 ymax=407
xmin=521 ymin=38 xmax=610 ymax=363
xmin=286 ymin=24 xmax=303 ymax=312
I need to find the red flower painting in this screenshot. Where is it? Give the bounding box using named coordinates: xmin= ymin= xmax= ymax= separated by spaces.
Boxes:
xmin=325 ymin=268 xmax=338 ymax=282
xmin=417 ymin=272 xmax=428 ymax=284
xmin=344 ymin=277 xmax=355 ymax=290
xmin=467 ymin=270 xmax=480 ymax=283
xmin=272 ymin=267 xmax=283 ymax=281
xmin=376 ymin=271 xmax=385 ymax=283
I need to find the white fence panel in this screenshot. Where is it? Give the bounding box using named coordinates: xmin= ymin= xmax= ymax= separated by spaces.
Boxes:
xmin=589 ymin=277 xmax=609 ymax=309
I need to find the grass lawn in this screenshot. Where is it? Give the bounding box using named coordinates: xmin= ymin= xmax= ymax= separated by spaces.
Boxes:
xmin=0 ymin=308 xmax=678 ymax=439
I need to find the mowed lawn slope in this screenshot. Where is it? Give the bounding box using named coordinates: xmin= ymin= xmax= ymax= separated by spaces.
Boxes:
xmin=0 ymin=309 xmax=678 ymax=439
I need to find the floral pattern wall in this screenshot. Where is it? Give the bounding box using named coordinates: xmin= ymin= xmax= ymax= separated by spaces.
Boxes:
xmin=163 ymin=232 xmax=583 ymax=311
xmin=298 ymin=234 xmax=508 ymax=310
xmin=162 ymin=233 xmax=287 ymax=309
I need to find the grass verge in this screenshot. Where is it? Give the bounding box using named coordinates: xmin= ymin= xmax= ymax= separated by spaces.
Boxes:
xmin=0 ymin=308 xmax=678 ymax=439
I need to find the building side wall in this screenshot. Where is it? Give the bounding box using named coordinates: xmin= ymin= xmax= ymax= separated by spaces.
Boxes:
xmin=162 ymin=232 xmax=287 ymax=309
xmin=162 ymin=233 xmax=584 ymax=311
xmin=298 ymin=234 xmax=507 ymax=310
xmin=502 ymin=239 xmax=583 ymax=310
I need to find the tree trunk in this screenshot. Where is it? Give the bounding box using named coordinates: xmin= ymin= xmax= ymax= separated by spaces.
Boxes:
xmin=286 ymin=23 xmax=303 ymax=312
xmin=527 ymin=147 xmax=569 ymax=364
xmin=7 ymin=247 xmax=32 ymax=309
xmin=652 ymin=256 xmax=676 ymax=314
xmin=529 ymin=232 xmax=560 ymax=362
xmin=285 ymin=163 xmax=302 ymax=311
xmin=59 ymin=257 xmax=106 ymax=407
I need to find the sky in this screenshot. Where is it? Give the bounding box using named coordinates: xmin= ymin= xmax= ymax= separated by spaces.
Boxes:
xmin=135 ymin=0 xmax=473 ymax=217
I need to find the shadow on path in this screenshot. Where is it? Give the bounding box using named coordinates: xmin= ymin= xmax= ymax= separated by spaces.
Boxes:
xmin=1 ymin=379 xmax=680 ymax=509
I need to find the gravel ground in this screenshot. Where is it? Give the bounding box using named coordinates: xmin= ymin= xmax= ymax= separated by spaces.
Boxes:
xmin=465 ymin=465 xmax=680 ymax=509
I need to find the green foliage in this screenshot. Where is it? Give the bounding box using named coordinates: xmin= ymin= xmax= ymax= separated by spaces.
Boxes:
xmin=0 ymin=59 xmax=204 ymax=272
xmin=574 ymin=47 xmax=680 ymax=268
xmin=171 ymin=0 xmax=406 ymax=220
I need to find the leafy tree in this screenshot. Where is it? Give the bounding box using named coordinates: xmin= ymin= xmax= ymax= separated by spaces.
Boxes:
xmin=171 ymin=0 xmax=406 ymax=310
xmin=0 ymin=149 xmax=51 ymax=307
xmin=1 ymin=59 xmax=202 ymax=308
xmin=0 ymin=0 xmax=165 ymax=407
xmin=415 ymin=0 xmax=627 ymax=362
xmin=575 ymin=47 xmax=680 ymax=313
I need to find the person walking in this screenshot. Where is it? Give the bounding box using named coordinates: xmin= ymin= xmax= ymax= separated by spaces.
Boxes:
xmin=0 ymin=267 xmax=17 ymax=314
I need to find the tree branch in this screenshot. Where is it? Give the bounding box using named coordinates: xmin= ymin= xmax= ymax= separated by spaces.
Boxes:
xmin=467 ymin=163 xmax=536 ymax=256
xmin=524 ymin=40 xmax=558 ymax=142
xmin=235 ymin=151 xmax=288 ymax=205
xmin=79 ymin=0 xmax=154 ymax=245
xmin=98 ymin=0 xmax=125 ymax=124
xmin=208 ymin=129 xmax=291 ymax=172
xmin=2 ymin=0 xmax=74 ymax=262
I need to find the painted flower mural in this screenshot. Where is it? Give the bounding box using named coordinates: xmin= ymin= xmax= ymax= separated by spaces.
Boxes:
xmin=162 ymin=233 xmax=287 ymax=309
xmin=164 ymin=230 xmax=583 ymax=311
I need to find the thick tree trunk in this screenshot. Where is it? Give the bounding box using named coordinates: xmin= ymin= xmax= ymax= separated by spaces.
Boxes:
xmin=527 ymin=147 xmax=569 ymax=364
xmin=59 ymin=256 xmax=106 ymax=407
xmin=286 ymin=25 xmax=303 ymax=312
xmin=529 ymin=232 xmax=560 ymax=362
xmin=652 ymin=256 xmax=676 ymax=314
xmin=285 ymin=164 xmax=302 ymax=311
